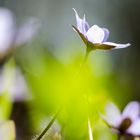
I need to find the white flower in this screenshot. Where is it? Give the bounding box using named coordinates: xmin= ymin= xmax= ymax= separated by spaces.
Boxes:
xmin=0 ymin=66 xmax=31 ymax=102
xmin=102 ymin=102 xmax=140 ymax=136
xmin=0 ymin=121 xmax=15 ymax=140
xmin=0 ymin=7 xmax=40 ymax=60
xmin=72 ymin=9 xmax=130 ymax=51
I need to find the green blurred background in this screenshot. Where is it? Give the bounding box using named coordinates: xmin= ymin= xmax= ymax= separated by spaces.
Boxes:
xmin=0 ymin=0 xmax=140 ymax=140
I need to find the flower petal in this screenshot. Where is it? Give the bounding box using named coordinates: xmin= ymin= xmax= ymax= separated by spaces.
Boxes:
xmin=103 ymin=42 xmax=130 ymax=49
xmin=82 ymin=15 xmax=90 ymax=35
xmin=103 ymin=103 xmax=122 ymax=128
xmin=10 ymin=68 xmax=31 ymax=101
xmin=0 ymin=121 xmax=15 ymax=140
xmin=102 ymin=28 xmax=109 ymax=42
xmin=73 ymin=8 xmax=89 ymax=35
xmin=127 ymin=119 xmax=140 ymax=136
xmin=15 ymin=18 xmax=40 ymax=46
xmin=122 ymin=101 xmax=140 ymax=121
xmin=0 ymin=8 xmax=15 ymax=53
xmin=72 ymin=25 xmax=88 ymax=45
xmin=73 ymin=8 xmax=84 ymax=33
xmin=86 ymin=25 xmax=105 ymax=43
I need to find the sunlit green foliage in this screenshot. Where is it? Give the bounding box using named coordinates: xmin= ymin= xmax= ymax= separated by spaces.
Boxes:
xmin=10 ymin=41 xmax=131 ymax=139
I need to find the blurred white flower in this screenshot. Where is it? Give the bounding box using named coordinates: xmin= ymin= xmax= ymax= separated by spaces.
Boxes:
xmin=102 ymin=102 xmax=140 ymax=136
xmin=72 ymin=9 xmax=130 ymax=51
xmin=0 ymin=120 xmax=15 ymax=140
xmin=40 ymin=117 xmax=62 ymax=140
xmin=0 ymin=7 xmax=40 ymax=60
xmin=0 ymin=8 xmax=15 ymax=54
xmin=0 ymin=66 xmax=31 ymax=102
xmin=15 ymin=17 xmax=40 ymax=46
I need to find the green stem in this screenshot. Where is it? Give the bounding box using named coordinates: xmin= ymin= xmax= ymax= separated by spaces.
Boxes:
xmin=35 ymin=109 xmax=60 ymax=140
xmin=74 ymin=48 xmax=91 ymax=77
xmin=83 ymin=47 xmax=92 ymax=63
xmin=88 ymin=119 xmax=93 ymax=140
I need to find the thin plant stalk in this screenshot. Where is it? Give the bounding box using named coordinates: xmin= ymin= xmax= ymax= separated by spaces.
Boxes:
xmin=82 ymin=47 xmax=92 ymax=67
xmin=74 ymin=48 xmax=93 ymax=140
xmin=35 ymin=109 xmax=60 ymax=140
xmin=88 ymin=119 xmax=93 ymax=140
xmin=74 ymin=47 xmax=91 ymax=77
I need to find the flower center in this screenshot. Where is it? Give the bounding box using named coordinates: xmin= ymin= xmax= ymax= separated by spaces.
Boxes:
xmin=119 ymin=118 xmax=132 ymax=134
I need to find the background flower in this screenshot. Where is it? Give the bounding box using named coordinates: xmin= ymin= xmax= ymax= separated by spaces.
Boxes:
xmin=103 ymin=101 xmax=140 ymax=136
xmin=0 ymin=8 xmax=40 ymax=61
xmin=0 ymin=65 xmax=31 ymax=102
xmin=0 ymin=120 xmax=15 ymax=140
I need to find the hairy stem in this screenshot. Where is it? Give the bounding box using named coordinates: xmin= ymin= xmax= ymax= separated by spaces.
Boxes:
xmin=35 ymin=109 xmax=60 ymax=140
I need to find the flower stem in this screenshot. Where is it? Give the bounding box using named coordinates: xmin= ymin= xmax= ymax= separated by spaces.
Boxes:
xmin=73 ymin=47 xmax=91 ymax=78
xmin=35 ymin=109 xmax=60 ymax=140
xmin=88 ymin=119 xmax=93 ymax=140
xmin=83 ymin=47 xmax=92 ymax=64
